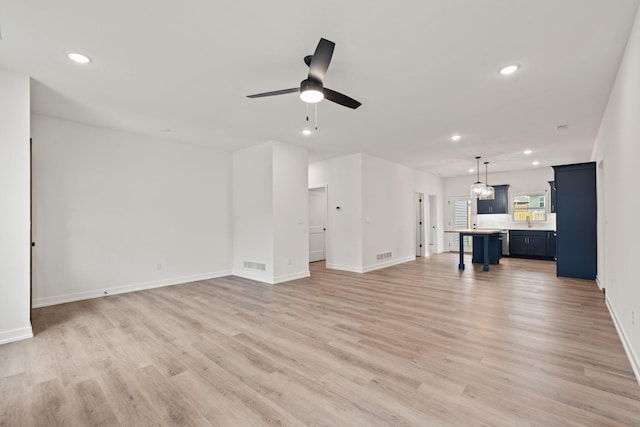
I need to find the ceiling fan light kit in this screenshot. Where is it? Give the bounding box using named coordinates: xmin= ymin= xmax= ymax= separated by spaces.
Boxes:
xmin=299 ymin=79 xmax=324 ymax=103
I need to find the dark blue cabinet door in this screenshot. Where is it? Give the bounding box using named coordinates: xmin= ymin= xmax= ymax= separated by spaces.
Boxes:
xmin=553 ymin=162 xmax=597 ymax=280
xmin=509 ymin=234 xmax=528 ymax=256
xmin=492 ymin=185 xmax=509 ymax=214
xmin=477 ymin=199 xmax=492 ymax=214
xmin=547 ymin=232 xmax=556 ymax=259
xmin=527 ymin=234 xmax=547 ymax=257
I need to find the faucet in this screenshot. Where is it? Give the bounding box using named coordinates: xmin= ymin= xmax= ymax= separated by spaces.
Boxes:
xmin=526 ymin=215 xmax=532 ymax=228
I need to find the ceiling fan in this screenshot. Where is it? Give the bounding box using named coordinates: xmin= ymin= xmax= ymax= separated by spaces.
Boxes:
xmin=247 ymin=38 xmax=362 ymax=109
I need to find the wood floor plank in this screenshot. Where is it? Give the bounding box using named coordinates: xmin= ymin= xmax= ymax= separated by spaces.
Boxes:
xmin=28 ymin=379 xmax=68 ymax=427
xmin=0 ymin=373 xmax=30 ymax=427
xmin=97 ymin=368 xmax=165 ymax=427
xmin=130 ymin=365 xmax=210 ymax=426
xmin=1 ymin=254 xmax=639 ymax=426
xmin=68 ymin=378 xmax=120 ymax=427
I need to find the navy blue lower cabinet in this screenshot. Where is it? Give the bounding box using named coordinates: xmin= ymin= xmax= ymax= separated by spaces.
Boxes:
xmin=553 ymin=162 xmax=597 ymax=280
xmin=472 ymin=235 xmax=501 ymax=264
xmin=509 ymin=230 xmax=555 ymax=260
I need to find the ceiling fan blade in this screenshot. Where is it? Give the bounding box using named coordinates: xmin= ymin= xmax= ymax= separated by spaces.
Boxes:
xmin=247 ymin=88 xmax=299 ymax=98
xmin=323 ymin=88 xmax=362 ymax=109
xmin=308 ymin=38 xmax=335 ymax=82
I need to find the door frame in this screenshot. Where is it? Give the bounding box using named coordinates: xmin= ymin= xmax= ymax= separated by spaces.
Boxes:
xmin=414 ymin=193 xmax=425 ymax=257
xmin=427 ymin=194 xmax=438 ymax=255
xmin=308 ymin=185 xmax=328 ymax=263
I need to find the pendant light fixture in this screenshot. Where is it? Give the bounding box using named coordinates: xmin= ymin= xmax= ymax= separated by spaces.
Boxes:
xmin=479 ymin=161 xmax=495 ymax=200
xmin=470 ymin=156 xmax=486 ymax=198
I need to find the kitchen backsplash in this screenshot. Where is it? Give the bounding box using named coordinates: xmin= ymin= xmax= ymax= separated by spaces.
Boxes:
xmin=476 ymin=213 xmax=556 ymax=230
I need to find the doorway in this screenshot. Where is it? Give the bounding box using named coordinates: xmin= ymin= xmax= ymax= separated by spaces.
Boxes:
xmin=414 ymin=193 xmax=425 ymax=257
xmin=428 ymin=195 xmax=438 ymax=254
xmin=448 ymin=197 xmax=472 ymax=252
xmin=308 ymin=187 xmax=327 ymax=262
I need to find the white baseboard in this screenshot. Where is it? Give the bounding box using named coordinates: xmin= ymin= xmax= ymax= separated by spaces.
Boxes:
xmin=326 ymin=256 xmax=416 ymax=274
xmin=595 ymin=275 xmax=604 ymax=290
xmin=606 ymin=296 xmax=640 ymax=386
xmin=325 ymin=263 xmax=364 ymax=273
xmin=273 ymin=271 xmax=310 ymax=284
xmin=362 ymin=255 xmax=416 ymax=273
xmin=232 ymin=269 xmax=274 ymax=284
xmin=232 ymin=269 xmax=310 ymax=285
xmin=0 ymin=326 xmax=33 ymax=345
xmin=32 ymin=270 xmax=232 ymax=308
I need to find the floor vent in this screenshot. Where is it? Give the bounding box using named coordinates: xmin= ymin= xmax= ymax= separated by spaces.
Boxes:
xmin=244 ymin=261 xmax=266 ymax=271
xmin=376 ymin=251 xmax=393 ymax=261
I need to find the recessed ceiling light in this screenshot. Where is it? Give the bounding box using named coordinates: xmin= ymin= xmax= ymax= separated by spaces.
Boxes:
xmin=524 ymin=149 xmax=533 ymax=155
xmin=302 ymin=129 xmax=312 ymax=136
xmin=67 ymin=52 xmax=91 ymax=64
xmin=532 ymin=161 xmax=540 ymax=166
xmin=499 ymin=64 xmax=519 ymax=75
xmin=469 ymin=168 xmax=475 ymax=173
xmin=451 ymin=134 xmax=462 ymax=142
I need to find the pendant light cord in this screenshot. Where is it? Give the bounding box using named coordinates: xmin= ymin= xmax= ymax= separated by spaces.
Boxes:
xmin=484 ymin=161 xmax=489 ymax=185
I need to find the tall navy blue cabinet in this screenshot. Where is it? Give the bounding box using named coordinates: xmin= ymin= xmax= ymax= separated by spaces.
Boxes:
xmin=552 ymin=162 xmax=597 ymax=280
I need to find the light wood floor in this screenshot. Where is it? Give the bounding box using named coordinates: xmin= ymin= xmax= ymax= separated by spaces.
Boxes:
xmin=2 ymin=254 xmax=639 ymax=426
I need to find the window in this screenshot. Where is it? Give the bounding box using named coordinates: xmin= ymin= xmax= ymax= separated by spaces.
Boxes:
xmin=513 ymin=194 xmax=546 ymax=221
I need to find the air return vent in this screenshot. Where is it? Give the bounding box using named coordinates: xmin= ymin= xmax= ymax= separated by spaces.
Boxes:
xmin=376 ymin=251 xmax=392 ymax=261
xmin=244 ymin=261 xmax=266 ymax=271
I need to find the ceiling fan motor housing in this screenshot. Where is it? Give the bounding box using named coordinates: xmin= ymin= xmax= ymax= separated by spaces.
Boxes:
xmin=301 ymin=78 xmax=323 ymax=93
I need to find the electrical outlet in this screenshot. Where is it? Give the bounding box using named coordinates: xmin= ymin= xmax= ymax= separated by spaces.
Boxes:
xmin=156 ymin=263 xmax=162 ymax=271
xmin=287 ymin=258 xmax=292 ymax=265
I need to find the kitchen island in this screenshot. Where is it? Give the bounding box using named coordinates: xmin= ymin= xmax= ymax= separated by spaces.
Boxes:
xmin=446 ymin=229 xmax=503 ymax=272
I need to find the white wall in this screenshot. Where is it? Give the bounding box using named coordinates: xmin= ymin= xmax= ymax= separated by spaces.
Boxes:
xmin=591 ymin=5 xmax=640 ymax=383
xmin=362 ymin=154 xmax=415 ymax=271
xmin=273 ymin=142 xmax=309 ymax=282
xmin=0 ymin=70 xmax=32 ymax=344
xmin=31 ymin=115 xmax=233 ymax=307
xmin=309 ymin=154 xmax=363 ymax=272
xmin=233 ymin=142 xmax=274 ymax=282
xmin=233 ymin=141 xmax=310 ymax=284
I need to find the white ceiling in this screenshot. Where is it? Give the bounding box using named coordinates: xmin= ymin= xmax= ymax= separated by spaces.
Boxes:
xmin=1 ymin=0 xmax=638 ymax=177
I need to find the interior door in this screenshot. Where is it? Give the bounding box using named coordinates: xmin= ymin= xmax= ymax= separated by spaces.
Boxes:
xmin=308 ymin=187 xmax=327 ymax=262
xmin=428 ymin=195 xmax=438 ymax=254
xmin=415 ymin=193 xmax=425 ymax=257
